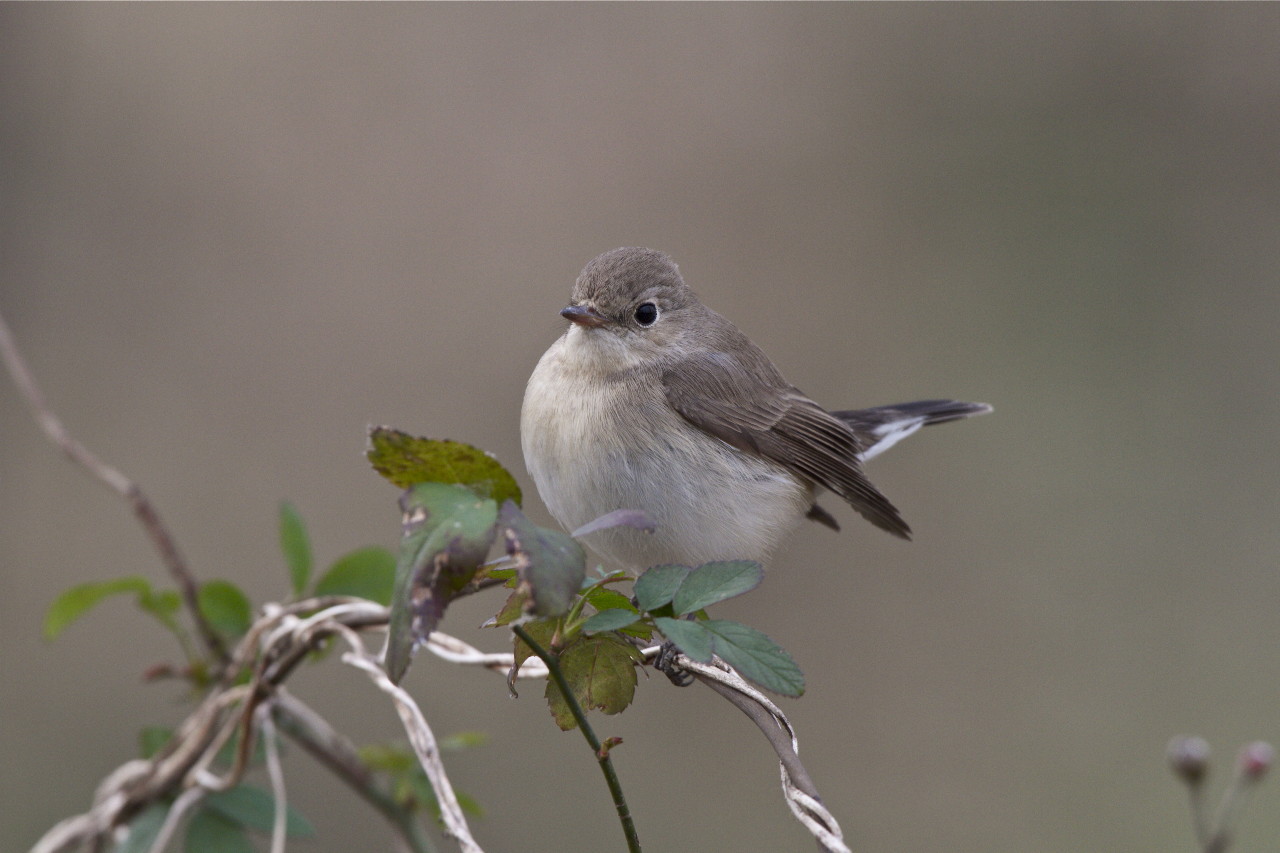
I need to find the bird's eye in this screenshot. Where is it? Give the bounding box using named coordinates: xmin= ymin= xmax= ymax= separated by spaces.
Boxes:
xmin=633 ymin=302 xmax=659 ymax=326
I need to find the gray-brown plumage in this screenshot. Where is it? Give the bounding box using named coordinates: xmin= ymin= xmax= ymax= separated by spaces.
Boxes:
xmin=521 ymin=247 xmax=990 ymax=572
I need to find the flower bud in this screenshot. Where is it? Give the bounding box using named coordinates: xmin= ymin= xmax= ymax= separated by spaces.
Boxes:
xmin=1167 ymin=735 xmax=1210 ymax=784
xmin=1238 ymin=741 xmax=1274 ymax=782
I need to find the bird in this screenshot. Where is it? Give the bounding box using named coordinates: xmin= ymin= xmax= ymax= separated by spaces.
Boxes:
xmin=521 ymin=247 xmax=990 ymax=574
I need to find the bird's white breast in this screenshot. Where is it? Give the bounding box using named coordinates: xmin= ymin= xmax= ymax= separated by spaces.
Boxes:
xmin=521 ymin=328 xmax=811 ymax=573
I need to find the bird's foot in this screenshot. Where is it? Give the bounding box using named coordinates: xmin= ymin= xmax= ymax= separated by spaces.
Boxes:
xmin=653 ymin=640 xmax=695 ymax=687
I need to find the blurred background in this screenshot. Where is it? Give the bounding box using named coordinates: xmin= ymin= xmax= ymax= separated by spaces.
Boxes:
xmin=3 ymin=5 xmax=1279 ymax=852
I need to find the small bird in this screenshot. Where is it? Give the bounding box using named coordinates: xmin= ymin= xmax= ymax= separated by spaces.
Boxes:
xmin=521 ymin=247 xmax=990 ymax=573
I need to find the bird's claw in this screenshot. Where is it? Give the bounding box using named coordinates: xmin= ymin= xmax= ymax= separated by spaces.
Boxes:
xmin=654 ymin=640 xmax=695 ymax=687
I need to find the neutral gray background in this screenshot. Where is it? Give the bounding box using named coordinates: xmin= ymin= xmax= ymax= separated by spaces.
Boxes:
xmin=4 ymin=5 xmax=1279 ymax=852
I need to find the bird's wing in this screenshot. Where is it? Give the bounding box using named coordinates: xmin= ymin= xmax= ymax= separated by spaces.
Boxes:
xmin=661 ymin=351 xmax=911 ymax=539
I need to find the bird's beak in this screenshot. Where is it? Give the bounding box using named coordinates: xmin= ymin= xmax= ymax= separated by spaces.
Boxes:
xmin=561 ymin=304 xmax=610 ymax=328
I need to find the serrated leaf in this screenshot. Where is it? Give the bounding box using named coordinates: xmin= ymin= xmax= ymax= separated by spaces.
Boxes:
xmin=570 ymin=508 xmax=657 ymax=539
xmin=367 ymin=428 xmax=521 ymax=505
xmin=197 ymin=581 xmax=253 ymax=640
xmin=314 ymin=546 xmax=396 ymax=604
xmin=44 ymin=576 xmax=152 ymax=640
xmin=185 ymin=809 xmax=255 ymax=853
xmin=278 ymin=501 xmax=312 ymax=596
xmin=499 ymin=500 xmax=585 ymax=618
xmin=545 ymin=635 xmax=641 ymax=730
xmin=672 ymin=560 xmax=763 ymax=616
xmin=653 ymin=617 xmax=804 ymax=695
xmin=633 ymin=564 xmax=690 ymax=612
xmin=203 ymin=785 xmax=315 ymax=838
xmin=652 ymin=617 xmax=715 ymax=663
xmin=115 ymin=802 xmax=169 ymax=853
xmin=139 ymin=726 xmax=173 ymax=759
xmin=386 ymin=485 xmax=498 ymax=683
xmin=581 ymin=608 xmax=642 ymax=634
xmin=701 ymin=619 xmax=805 ymax=697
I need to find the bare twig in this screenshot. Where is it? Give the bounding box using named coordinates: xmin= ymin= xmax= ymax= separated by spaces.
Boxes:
xmin=257 ymin=705 xmax=287 ymax=853
xmin=336 ymin=625 xmax=484 ymax=853
xmin=682 ymin=656 xmax=848 ymax=853
xmin=145 ymin=787 xmax=205 ymax=853
xmin=273 ymin=691 xmax=439 ymax=853
xmin=2 ymin=313 xmax=434 ymax=850
xmin=30 ymin=600 xmax=457 ymax=853
xmin=425 ymin=631 xmax=548 ymax=678
xmin=0 ymin=309 xmax=227 ymax=663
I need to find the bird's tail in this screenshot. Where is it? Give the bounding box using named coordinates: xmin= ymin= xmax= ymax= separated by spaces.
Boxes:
xmin=832 ymin=399 xmax=992 ymax=463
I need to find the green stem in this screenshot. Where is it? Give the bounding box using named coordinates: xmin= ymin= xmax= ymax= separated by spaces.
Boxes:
xmin=514 ymin=624 xmax=641 ymax=853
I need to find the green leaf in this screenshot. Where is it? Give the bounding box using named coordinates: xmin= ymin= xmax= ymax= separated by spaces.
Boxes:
xmin=278 ymin=501 xmax=312 ymax=596
xmin=367 ymin=428 xmax=522 ymax=505
xmin=652 ymin=617 xmax=714 ymax=663
xmin=203 ymin=785 xmax=315 ymax=838
xmin=499 ymin=500 xmax=585 ymax=618
xmin=653 ymin=617 xmax=804 ymax=696
xmin=136 ymin=588 xmax=183 ymax=634
xmin=672 ymin=560 xmax=763 ymax=616
xmin=357 ymin=743 xmax=416 ymax=773
xmin=633 ymin=564 xmax=690 ymax=612
xmin=545 ymin=634 xmax=642 ymax=730
xmin=701 ymin=619 xmax=805 ymax=697
xmin=197 ymin=581 xmax=253 ymax=640
xmin=455 ymin=789 xmax=485 ymax=818
xmin=139 ymin=726 xmax=173 ymax=759
xmin=582 ymin=586 xmax=636 ymax=613
xmin=618 ymin=619 xmax=654 ymax=641
xmin=485 ymin=587 xmax=529 ymax=628
xmin=314 ymin=546 xmax=396 ymax=604
xmin=361 ymin=741 xmax=484 ymax=817
xmin=115 ymin=803 xmax=169 ymax=853
xmin=581 ymin=608 xmax=642 ymax=634
xmin=44 ymin=576 xmax=152 ymax=640
xmin=184 ymin=809 xmax=255 ymax=853
xmin=439 ymin=731 xmax=489 ymax=751
xmin=405 ymin=769 xmax=440 ymax=812
xmin=385 ymin=484 xmax=498 ymax=683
